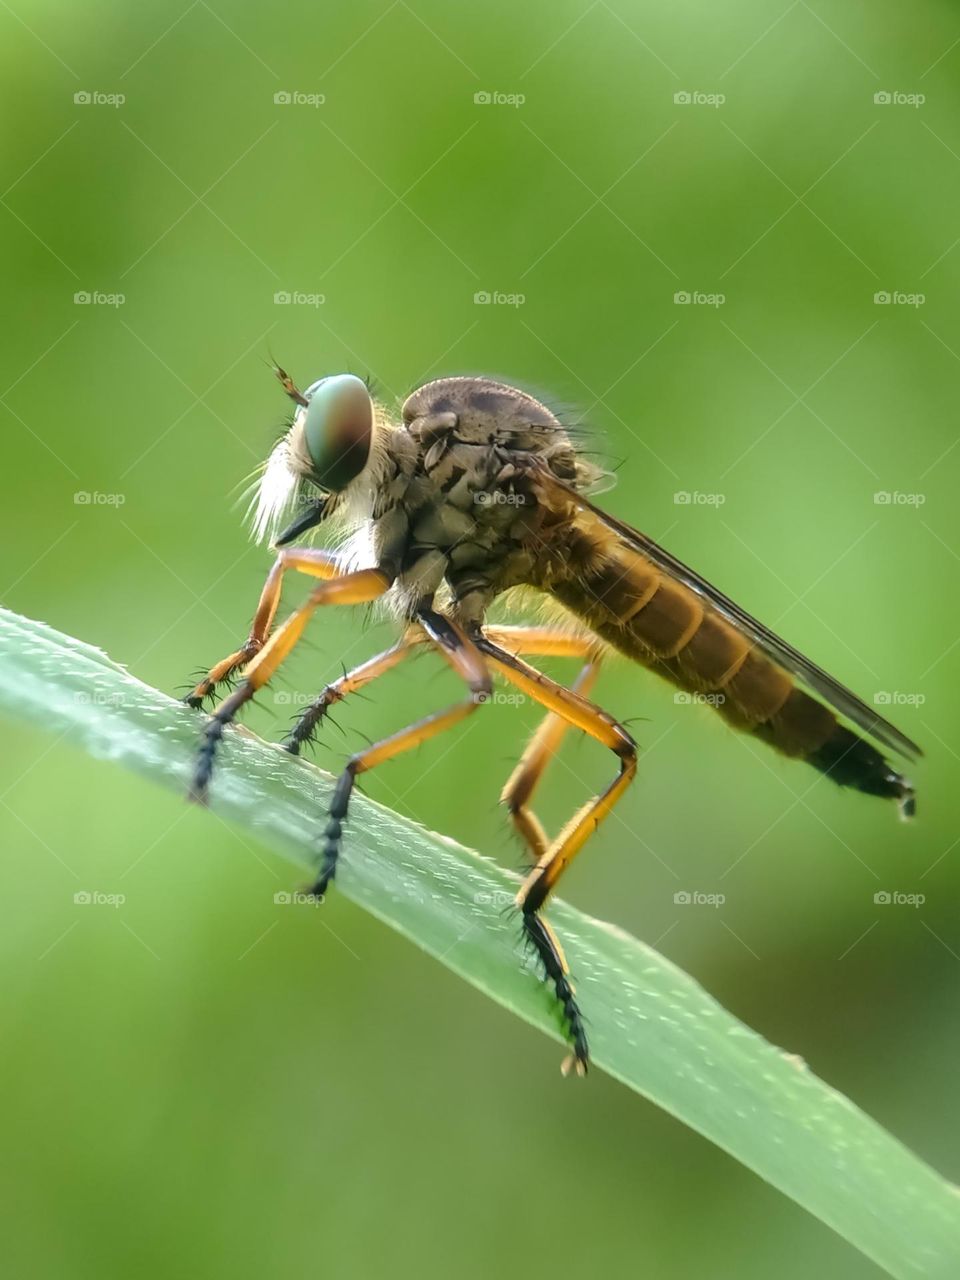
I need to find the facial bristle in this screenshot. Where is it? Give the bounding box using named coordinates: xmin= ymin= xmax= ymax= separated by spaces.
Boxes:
xmin=250 ymin=436 xmax=301 ymax=544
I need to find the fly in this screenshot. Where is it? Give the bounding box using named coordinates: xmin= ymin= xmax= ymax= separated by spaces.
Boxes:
xmin=184 ymin=369 xmax=921 ymax=1075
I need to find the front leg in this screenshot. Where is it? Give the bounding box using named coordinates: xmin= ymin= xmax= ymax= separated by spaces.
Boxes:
xmin=189 ymin=564 xmax=394 ymax=803
xmin=183 ymin=547 xmax=342 ymax=708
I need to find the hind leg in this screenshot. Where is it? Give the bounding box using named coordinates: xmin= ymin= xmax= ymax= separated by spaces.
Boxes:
xmin=477 ymin=633 xmax=636 ymax=1075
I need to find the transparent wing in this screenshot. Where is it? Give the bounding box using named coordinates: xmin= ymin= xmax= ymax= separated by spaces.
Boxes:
xmin=532 ymin=465 xmax=921 ymax=761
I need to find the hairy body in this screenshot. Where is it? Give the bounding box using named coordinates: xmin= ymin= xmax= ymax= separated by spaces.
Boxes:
xmin=186 ymin=369 xmax=919 ymax=1072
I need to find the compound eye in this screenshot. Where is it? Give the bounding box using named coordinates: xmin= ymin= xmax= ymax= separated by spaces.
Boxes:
xmin=303 ymin=374 xmax=373 ymax=491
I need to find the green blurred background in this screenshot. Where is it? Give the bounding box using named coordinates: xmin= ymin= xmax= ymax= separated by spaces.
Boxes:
xmin=1 ymin=1 xmax=958 ymax=1276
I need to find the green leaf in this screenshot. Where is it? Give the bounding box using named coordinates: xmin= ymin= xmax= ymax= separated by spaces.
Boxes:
xmin=0 ymin=606 xmax=957 ymax=1278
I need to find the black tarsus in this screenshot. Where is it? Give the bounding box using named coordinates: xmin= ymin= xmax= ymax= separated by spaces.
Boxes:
xmin=522 ymin=913 xmax=589 ymax=1073
xmin=305 ymin=765 xmax=355 ymax=898
xmin=189 ymin=683 xmax=253 ymax=802
xmin=304 ymin=607 xmax=487 ymax=903
xmin=282 ymin=682 xmax=345 ymax=755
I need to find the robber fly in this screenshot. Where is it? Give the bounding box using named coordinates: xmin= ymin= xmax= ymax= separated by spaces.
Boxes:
xmin=185 ymin=368 xmax=920 ymax=1075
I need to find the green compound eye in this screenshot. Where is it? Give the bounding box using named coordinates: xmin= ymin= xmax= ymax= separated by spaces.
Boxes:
xmin=302 ymin=373 xmax=373 ymax=491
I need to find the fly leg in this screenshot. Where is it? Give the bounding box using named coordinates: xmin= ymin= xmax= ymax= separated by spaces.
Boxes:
xmin=307 ymin=609 xmax=491 ymax=898
xmin=189 ymin=563 xmax=393 ymax=803
xmin=484 ymin=627 xmax=602 ymax=862
xmin=282 ymin=629 xmax=426 ymax=755
xmin=183 ymin=548 xmax=343 ymax=708
xmin=476 ymin=634 xmax=637 ymax=1076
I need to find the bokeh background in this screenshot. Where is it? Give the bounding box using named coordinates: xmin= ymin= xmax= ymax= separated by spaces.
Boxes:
xmin=1 ymin=1 xmax=959 ymax=1276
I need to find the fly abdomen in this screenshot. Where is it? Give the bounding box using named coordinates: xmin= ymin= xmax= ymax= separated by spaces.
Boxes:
xmin=549 ymin=528 xmax=914 ymax=814
xmin=754 ymin=695 xmax=915 ymax=815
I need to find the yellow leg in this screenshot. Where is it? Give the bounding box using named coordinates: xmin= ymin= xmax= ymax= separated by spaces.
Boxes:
xmin=283 ymin=628 xmax=426 ymax=756
xmin=189 ymin=564 xmax=392 ymax=803
xmin=487 ymin=626 xmax=603 ymax=861
xmin=184 ymin=548 xmax=344 ymax=707
xmin=308 ymin=608 xmax=491 ymax=895
xmin=476 ymin=632 xmax=637 ymax=1075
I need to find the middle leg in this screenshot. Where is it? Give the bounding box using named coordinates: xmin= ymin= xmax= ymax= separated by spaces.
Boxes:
xmin=282 ymin=628 xmax=427 ymax=756
xmin=307 ymin=610 xmax=492 ymax=897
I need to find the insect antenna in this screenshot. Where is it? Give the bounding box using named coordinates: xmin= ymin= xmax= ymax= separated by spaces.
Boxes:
xmin=264 ymin=349 xmax=309 ymax=407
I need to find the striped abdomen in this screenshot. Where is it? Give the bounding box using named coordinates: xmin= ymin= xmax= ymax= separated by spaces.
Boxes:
xmin=546 ymin=517 xmax=913 ymax=813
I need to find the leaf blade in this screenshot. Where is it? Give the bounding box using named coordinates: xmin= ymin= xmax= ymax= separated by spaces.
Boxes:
xmin=0 ymin=606 xmax=957 ymax=1279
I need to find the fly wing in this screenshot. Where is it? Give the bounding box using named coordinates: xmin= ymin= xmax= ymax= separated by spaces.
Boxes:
xmin=530 ymin=464 xmax=922 ymax=761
